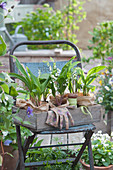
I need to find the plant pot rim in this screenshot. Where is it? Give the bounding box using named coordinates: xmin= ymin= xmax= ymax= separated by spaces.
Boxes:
xmin=80 ymin=159 xmax=113 ymax=169
xmin=68 ymin=93 xmax=78 ymax=98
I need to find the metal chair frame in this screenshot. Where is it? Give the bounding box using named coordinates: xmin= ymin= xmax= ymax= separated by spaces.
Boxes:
xmin=9 ymin=40 xmax=95 ymax=170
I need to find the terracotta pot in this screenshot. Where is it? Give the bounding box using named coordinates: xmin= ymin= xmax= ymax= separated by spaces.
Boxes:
xmin=80 ymin=159 xmax=113 ymax=170
xmin=68 ymin=93 xmax=78 ymax=98
xmin=0 ymin=145 xmax=18 ymax=170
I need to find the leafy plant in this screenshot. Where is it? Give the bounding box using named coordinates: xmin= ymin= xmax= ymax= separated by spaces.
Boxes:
xmin=25 ymin=137 xmax=81 ymax=170
xmin=81 ymin=131 xmax=113 ymax=167
xmin=88 ymin=21 xmax=113 ymax=65
xmin=88 ymin=21 xmax=113 ymax=113
xmin=46 ymin=57 xmax=79 ymax=105
xmin=9 ymin=56 xmax=50 ymax=106
xmin=0 ymin=72 xmax=18 ymax=129
xmin=96 ymin=70 xmax=113 ymax=113
xmin=73 ymin=65 xmax=106 ymax=96
xmin=12 ymin=1 xmax=86 ymax=50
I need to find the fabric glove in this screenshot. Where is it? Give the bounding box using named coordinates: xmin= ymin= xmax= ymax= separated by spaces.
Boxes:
xmin=46 ymin=107 xmax=74 ymax=129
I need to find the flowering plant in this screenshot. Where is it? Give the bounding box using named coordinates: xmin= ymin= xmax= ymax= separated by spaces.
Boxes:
xmin=81 ymin=131 xmax=113 ymax=167
xmin=96 ymin=69 xmax=113 ymax=113
xmin=0 ymin=2 xmax=19 ymax=168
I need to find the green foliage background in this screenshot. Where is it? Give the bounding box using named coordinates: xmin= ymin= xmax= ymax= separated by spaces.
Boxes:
xmin=12 ymin=1 xmax=86 ymax=50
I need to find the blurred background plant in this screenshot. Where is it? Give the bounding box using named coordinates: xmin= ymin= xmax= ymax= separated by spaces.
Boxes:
xmin=81 ymin=131 xmax=113 ymax=167
xmin=25 ymin=136 xmax=81 ymax=170
xmin=88 ymin=21 xmax=113 ymax=65
xmin=0 ymin=1 xmax=33 ymax=168
xmin=11 ymin=0 xmax=86 ymax=50
xmin=96 ymin=69 xmax=113 ymax=114
xmin=83 ymin=20 xmax=113 ymax=115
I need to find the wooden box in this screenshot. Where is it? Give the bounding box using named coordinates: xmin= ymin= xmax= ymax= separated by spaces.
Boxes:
xmin=13 ymin=104 xmax=102 ymax=132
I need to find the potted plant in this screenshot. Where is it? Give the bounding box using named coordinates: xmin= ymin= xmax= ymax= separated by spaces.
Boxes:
xmin=72 ymin=65 xmax=106 ymax=106
xmin=0 ymin=71 xmax=33 ymax=169
xmin=8 ymin=56 xmax=81 ymax=130
xmin=0 ymin=71 xmax=19 ymax=170
xmin=46 ymin=57 xmax=79 ymax=106
xmin=96 ymin=68 xmax=113 ymax=135
xmin=9 ymin=55 xmax=51 ymax=107
xmin=8 ymin=55 xmax=104 ymax=130
xmin=80 ymin=131 xmax=113 ymax=170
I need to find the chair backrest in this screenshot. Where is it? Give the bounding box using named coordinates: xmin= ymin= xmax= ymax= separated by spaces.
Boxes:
xmin=9 ymin=40 xmax=82 ymax=76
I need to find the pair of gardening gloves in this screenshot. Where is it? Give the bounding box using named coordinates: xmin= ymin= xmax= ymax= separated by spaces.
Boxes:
xmin=46 ymin=104 xmax=74 ymax=130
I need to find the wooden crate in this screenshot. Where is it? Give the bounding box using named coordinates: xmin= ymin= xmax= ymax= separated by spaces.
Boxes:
xmin=13 ymin=104 xmax=102 ymax=132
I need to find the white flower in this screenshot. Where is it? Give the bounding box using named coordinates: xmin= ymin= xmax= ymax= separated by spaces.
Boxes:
xmin=109 ymin=77 xmax=113 ymax=85
xmin=98 ymin=97 xmax=103 ymax=103
xmin=104 ymin=144 xmax=109 ymax=147
xmin=95 ymin=160 xmax=99 ymax=164
xmin=105 ymin=86 xmax=110 ymax=91
xmin=12 ymin=139 xmax=16 ymax=144
xmin=98 ymin=130 xmax=102 ymax=134
xmin=108 ymin=152 xmax=111 ymax=155
xmin=2 ymin=131 xmax=8 ymax=139
xmin=51 ymin=75 xmax=57 ymax=80
xmin=102 ymin=158 xmax=105 ymax=162
xmin=5 ymin=95 xmax=8 ymax=101
xmin=111 ymin=131 xmax=113 ymax=137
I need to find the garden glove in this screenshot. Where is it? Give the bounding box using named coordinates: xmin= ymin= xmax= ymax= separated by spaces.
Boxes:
xmin=46 ymin=107 xmax=74 ymax=129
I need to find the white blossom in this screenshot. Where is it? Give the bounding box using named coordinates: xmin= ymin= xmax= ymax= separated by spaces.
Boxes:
xmin=105 ymin=86 xmax=110 ymax=91
xmin=102 ymin=158 xmax=105 ymax=162
xmin=109 ymin=77 xmax=113 ymax=85
xmin=98 ymin=97 xmax=103 ymax=103
xmin=2 ymin=131 xmax=8 ymax=139
xmin=95 ymin=160 xmax=99 ymax=164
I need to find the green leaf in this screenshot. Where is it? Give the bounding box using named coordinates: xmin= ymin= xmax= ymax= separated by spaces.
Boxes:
xmin=86 ymin=75 xmax=97 ymax=85
xmin=9 ymin=86 xmax=18 ymax=97
xmin=0 ymin=155 xmax=2 ymax=166
xmin=35 ymin=139 xmax=44 ymax=147
xmin=23 ymin=121 xmax=31 ymax=125
xmin=5 ymin=152 xmax=13 ymax=158
xmin=0 ymin=36 xmax=6 ymax=56
xmin=87 ymin=66 xmax=106 ymax=77
xmin=17 ymin=89 xmax=29 ymax=94
xmin=27 ymin=68 xmax=41 ymax=92
xmin=1 ymin=83 xmax=9 ymax=94
xmin=0 ymin=72 xmax=5 ymax=79
xmin=10 ymin=56 xmax=31 ymax=88
xmin=9 ymin=72 xmax=31 ymax=90
xmin=14 ymin=116 xmax=23 ymax=123
xmin=81 ymin=106 xmax=92 ymax=119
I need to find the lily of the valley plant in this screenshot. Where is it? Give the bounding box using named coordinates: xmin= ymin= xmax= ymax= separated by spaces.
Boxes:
xmin=73 ymin=65 xmax=106 ymax=96
xmin=9 ymin=56 xmax=51 ymax=106
xmin=46 ymin=57 xmax=80 ymax=105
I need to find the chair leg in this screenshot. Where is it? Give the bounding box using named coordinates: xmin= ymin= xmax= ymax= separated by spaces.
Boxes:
xmin=15 ymin=125 xmax=25 ymax=170
xmin=71 ymin=130 xmax=93 ymax=169
xmin=50 ymin=134 xmax=53 ymax=145
xmin=88 ymin=140 xmax=94 ymax=170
